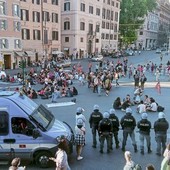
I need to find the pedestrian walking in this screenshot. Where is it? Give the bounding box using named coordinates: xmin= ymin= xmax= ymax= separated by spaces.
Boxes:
xmin=89 ymin=104 xmax=103 ymax=148
xmin=98 ymin=112 xmax=113 ymax=153
xmin=137 ymin=113 xmax=152 ymax=155
xmin=140 ymin=73 xmax=147 ymax=90
xmin=75 ymin=119 xmax=85 ymax=161
xmin=109 ymin=109 xmax=120 ymax=149
xmin=154 ymin=112 xmax=169 ymax=156
xmin=49 ymin=136 xmax=71 ymax=170
xmin=76 ymin=107 xmax=86 ymax=128
xmin=120 ymin=108 xmax=138 ymax=152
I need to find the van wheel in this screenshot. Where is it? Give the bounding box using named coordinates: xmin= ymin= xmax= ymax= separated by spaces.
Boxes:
xmin=35 ymin=151 xmax=51 ymax=168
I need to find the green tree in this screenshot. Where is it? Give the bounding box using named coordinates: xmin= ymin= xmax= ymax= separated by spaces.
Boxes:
xmin=119 ymin=0 xmax=156 ymax=47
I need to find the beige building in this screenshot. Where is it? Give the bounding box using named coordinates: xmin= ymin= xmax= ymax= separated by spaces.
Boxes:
xmin=61 ymin=0 xmax=120 ymax=59
xmin=0 ymin=0 xmax=21 ymax=69
xmin=0 ymin=0 xmax=61 ymax=69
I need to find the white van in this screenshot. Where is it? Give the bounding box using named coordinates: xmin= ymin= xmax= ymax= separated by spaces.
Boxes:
xmin=0 ymin=91 xmax=74 ymax=168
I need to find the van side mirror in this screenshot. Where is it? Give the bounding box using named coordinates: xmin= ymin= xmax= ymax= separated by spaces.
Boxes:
xmin=32 ymin=129 xmax=41 ymax=139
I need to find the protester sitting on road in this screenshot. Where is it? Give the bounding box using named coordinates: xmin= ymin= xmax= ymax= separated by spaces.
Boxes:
xmin=65 ymin=87 xmax=73 ymax=97
xmin=136 ymin=100 xmax=146 ymax=114
xmin=134 ymin=87 xmax=143 ymax=96
xmin=51 ymin=88 xmax=61 ymax=103
xmin=71 ymin=86 xmax=78 ymax=95
xmin=143 ymin=95 xmax=150 ymax=107
xmin=113 ymin=97 xmax=122 ymax=110
xmin=121 ymin=94 xmax=134 ymax=111
xmin=133 ymin=94 xmax=141 ymax=105
xmin=146 ymin=98 xmax=158 ymax=112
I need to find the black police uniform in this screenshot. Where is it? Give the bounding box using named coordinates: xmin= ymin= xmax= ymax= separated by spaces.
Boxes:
xmin=89 ymin=109 xmax=103 ymax=148
xmin=154 ymin=118 xmax=169 ymax=155
xmin=109 ymin=113 xmax=119 ymax=149
xmin=98 ymin=118 xmax=113 ymax=153
xmin=137 ymin=119 xmax=152 ymax=154
xmin=120 ymin=112 xmax=137 ymax=152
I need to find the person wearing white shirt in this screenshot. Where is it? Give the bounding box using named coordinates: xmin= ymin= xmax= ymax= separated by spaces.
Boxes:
xmin=137 ymin=100 xmax=146 ymax=114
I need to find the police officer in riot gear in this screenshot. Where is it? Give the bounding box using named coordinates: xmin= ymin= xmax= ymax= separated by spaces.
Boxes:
xmin=109 ymin=108 xmax=120 ymax=149
xmin=154 ymin=112 xmax=169 ymax=156
xmin=98 ymin=112 xmax=113 ymax=153
xmin=137 ymin=112 xmax=152 ymax=155
xmin=89 ymin=104 xmax=103 ymax=148
xmin=120 ymin=108 xmax=137 ymax=152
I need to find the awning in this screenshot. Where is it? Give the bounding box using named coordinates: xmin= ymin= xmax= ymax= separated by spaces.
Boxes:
xmin=64 ymin=48 xmax=69 ymax=50
xmin=14 ymin=51 xmax=26 ymax=57
xmin=24 ymin=50 xmax=35 ymax=57
xmin=52 ymin=51 xmax=64 ymax=55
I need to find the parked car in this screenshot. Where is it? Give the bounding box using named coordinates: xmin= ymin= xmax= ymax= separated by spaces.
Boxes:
xmin=56 ymin=59 xmax=71 ymax=68
xmin=91 ymin=54 xmax=103 ymax=62
xmin=0 ymin=70 xmax=6 ymax=79
xmin=156 ymin=48 xmax=162 ymax=54
xmin=125 ymin=50 xmax=134 ymax=56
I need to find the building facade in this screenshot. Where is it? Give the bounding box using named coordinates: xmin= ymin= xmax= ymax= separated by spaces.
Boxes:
xmin=61 ymin=0 xmax=120 ymax=59
xmin=0 ymin=0 xmax=22 ymax=69
xmin=136 ymin=0 xmax=170 ymax=50
xmin=0 ymin=0 xmax=61 ymax=69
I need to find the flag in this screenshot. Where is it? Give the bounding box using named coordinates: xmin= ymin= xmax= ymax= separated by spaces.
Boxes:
xmin=155 ymin=81 xmax=161 ymax=94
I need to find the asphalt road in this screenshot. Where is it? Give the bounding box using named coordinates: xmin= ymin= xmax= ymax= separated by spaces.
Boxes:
xmin=0 ymin=50 xmax=170 ymax=170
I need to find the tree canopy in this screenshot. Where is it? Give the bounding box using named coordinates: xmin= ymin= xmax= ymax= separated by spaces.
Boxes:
xmin=119 ymin=0 xmax=157 ymax=46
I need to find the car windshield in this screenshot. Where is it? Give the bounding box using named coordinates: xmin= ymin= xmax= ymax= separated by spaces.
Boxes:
xmin=30 ymin=104 xmax=54 ymax=131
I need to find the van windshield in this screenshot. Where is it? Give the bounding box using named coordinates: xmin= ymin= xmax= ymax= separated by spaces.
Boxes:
xmin=30 ymin=104 xmax=54 ymax=131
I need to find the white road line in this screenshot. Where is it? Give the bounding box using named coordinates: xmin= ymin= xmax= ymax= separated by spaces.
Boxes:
xmin=46 ymin=102 xmax=75 ymax=108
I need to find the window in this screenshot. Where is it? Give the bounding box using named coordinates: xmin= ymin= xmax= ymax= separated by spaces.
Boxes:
xmin=33 ymin=29 xmax=41 ymax=40
xmin=21 ymin=9 xmax=29 ymax=21
xmin=0 ymin=39 xmax=8 ymax=49
xmin=14 ymin=21 xmax=21 ymax=31
xmin=140 ymin=31 xmax=143 ymax=35
xmin=64 ymin=2 xmax=70 ymax=11
xmin=32 ymin=0 xmax=40 ymax=4
xmin=52 ymin=0 xmax=58 ymax=5
xmin=0 ymin=20 xmax=7 ymax=30
xmin=115 ymin=12 xmax=118 ymax=22
xmin=44 ymin=0 xmax=47 ymax=2
xmin=22 ymin=29 xmax=30 ymax=40
xmin=52 ymin=13 xmax=58 ymax=23
xmin=96 ymin=39 xmax=99 ymax=43
xmin=20 ymin=0 xmax=26 ymax=2
xmin=101 ymin=33 xmax=104 ymax=39
xmin=52 ymin=31 xmax=58 ymax=40
xmin=106 ymin=22 xmax=109 ymax=29
xmin=89 ymin=23 xmax=93 ymax=34
xmin=13 ymin=4 xmax=20 ymax=17
xmin=116 ymin=2 xmax=119 ymax=8
xmin=102 ymin=21 xmax=105 ymax=29
xmin=11 ymin=117 xmax=35 ymax=136
xmin=112 ymin=1 xmax=114 ymax=6
xmin=106 ymin=9 xmax=110 ymax=20
xmin=114 ymin=24 xmax=117 ymax=32
xmin=80 ymin=22 xmax=85 ymax=30
xmin=111 ymin=11 xmax=114 ymax=21
xmin=14 ymin=39 xmax=21 ymax=48
xmin=107 ymin=0 xmax=110 ymax=5
xmin=102 ymin=8 xmax=106 ymax=19
xmin=80 ymin=3 xmax=85 ymax=12
xmin=106 ymin=34 xmax=109 ymax=39
xmin=33 ymin=11 xmax=40 ymax=22
xmin=0 ymin=1 xmax=6 ymax=15
xmin=96 ymin=8 xmax=100 ymax=16
xmin=89 ymin=6 xmax=93 ymax=14
xmin=114 ymin=34 xmax=117 ymax=40
xmin=65 ymin=37 xmax=69 ymax=42
xmin=80 ymin=37 xmax=83 ymax=42
xmin=0 ymin=111 xmax=8 ymax=135
xmin=43 ymin=11 xmax=50 ymax=21
xmin=64 ymin=21 xmax=70 ymax=30
xmin=96 ymin=24 xmax=100 ymax=32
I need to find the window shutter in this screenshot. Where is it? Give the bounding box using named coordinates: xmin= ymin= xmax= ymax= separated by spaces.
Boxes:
xmin=5 ymin=20 xmax=7 ymax=30
xmin=20 ymin=9 xmax=23 ymax=20
xmin=26 ymin=10 xmax=29 ymax=21
xmin=19 ymin=40 xmax=21 ymax=48
xmin=6 ymin=39 xmax=9 ymax=49
xmin=14 ymin=40 xmax=16 ymax=49
xmin=0 ymin=39 xmax=2 ymax=48
xmin=37 ymin=12 xmax=40 ymax=22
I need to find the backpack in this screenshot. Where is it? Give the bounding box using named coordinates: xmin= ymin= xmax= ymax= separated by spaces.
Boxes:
xmin=132 ymin=164 xmax=142 ymax=170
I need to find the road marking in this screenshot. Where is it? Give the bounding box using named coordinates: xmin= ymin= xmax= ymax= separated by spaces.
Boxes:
xmin=46 ymin=101 xmax=75 ymax=108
